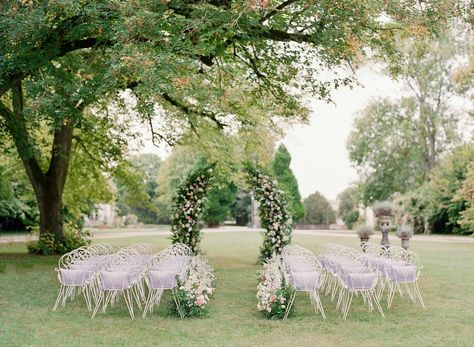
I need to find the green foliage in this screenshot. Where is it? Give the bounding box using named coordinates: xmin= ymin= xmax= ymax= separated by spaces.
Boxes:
xmin=155 ymin=146 xmax=201 ymax=224
xmin=115 ymin=153 xmax=162 ymax=224
xmin=247 ymin=164 xmax=292 ymax=262
xmin=204 ymin=182 xmax=238 ymax=227
xmin=425 ymin=144 xmax=474 ymax=234
xmin=0 ymin=0 xmax=461 ymax=244
xmin=167 ymin=288 xmax=209 ymax=318
xmin=27 ymin=223 xmax=90 ymax=255
xmin=303 ymin=191 xmax=336 ymax=225
xmin=338 ymin=186 xmax=360 ymax=229
xmin=348 ymin=29 xmax=469 ymax=204
xmin=262 ymin=284 xmax=295 ymax=320
xmin=171 ymin=163 xmax=215 ymax=254
xmin=456 ymin=162 xmax=474 ymax=233
xmin=0 ymin=149 xmax=37 ymax=226
xmin=271 ymin=144 xmax=304 ymax=222
xmin=232 ymin=191 xmax=252 ymax=226
xmin=344 ymin=210 xmax=360 ymax=230
xmin=398 ymin=144 xmax=474 ymax=235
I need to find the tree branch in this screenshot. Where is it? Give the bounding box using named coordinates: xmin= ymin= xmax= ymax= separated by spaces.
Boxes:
xmin=259 ymin=0 xmax=301 ymax=24
xmin=161 ymin=93 xmax=227 ymax=129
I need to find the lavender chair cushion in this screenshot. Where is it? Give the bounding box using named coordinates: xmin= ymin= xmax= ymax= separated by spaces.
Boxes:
xmin=289 ymin=264 xmax=315 ymax=272
xmin=291 ymin=271 xmax=321 ymax=291
xmin=148 ymin=270 xmax=178 ymax=289
xmin=347 ymin=273 xmax=377 ymax=290
xmin=68 ymin=263 xmax=94 ymax=271
xmin=342 ymin=266 xmax=369 ymax=275
xmin=100 ymin=271 xmax=131 ymax=290
xmin=60 ymin=269 xmax=92 ymax=286
xmin=391 ymin=265 xmax=417 ymax=283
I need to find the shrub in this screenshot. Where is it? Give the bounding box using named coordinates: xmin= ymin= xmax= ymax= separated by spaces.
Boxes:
xmin=343 ymin=210 xmax=360 ymax=230
xmin=257 ymin=256 xmax=295 ymax=319
xmin=396 ymin=224 xmax=414 ymax=239
xmin=27 ymin=223 xmax=91 ymax=255
xmin=356 ymin=224 xmax=374 ymax=238
xmin=168 ymin=256 xmax=215 ymax=318
xmin=373 ymin=200 xmax=397 ymax=218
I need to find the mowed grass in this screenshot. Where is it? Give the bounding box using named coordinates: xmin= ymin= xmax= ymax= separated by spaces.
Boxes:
xmin=1 ymin=231 xmax=473 ymax=347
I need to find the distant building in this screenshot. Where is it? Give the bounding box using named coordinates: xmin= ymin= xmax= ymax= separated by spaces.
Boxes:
xmin=249 ymin=195 xmax=261 ymax=228
xmin=84 ymin=203 xmax=115 ymax=227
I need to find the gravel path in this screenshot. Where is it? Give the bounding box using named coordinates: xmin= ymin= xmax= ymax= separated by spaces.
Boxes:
xmin=1 ymin=226 xmax=473 ymax=244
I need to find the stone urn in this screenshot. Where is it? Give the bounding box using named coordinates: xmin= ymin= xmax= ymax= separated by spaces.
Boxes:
xmin=373 ymin=201 xmax=397 ymax=250
xmin=396 ymin=225 xmax=414 ymax=250
xmin=356 ymin=224 xmax=374 ymax=251
xmin=379 ymin=217 xmax=391 ymax=249
xmin=401 ymin=238 xmax=410 ymax=250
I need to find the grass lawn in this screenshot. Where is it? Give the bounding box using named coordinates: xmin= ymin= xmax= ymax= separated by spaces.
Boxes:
xmin=1 ymin=231 xmax=473 ymax=346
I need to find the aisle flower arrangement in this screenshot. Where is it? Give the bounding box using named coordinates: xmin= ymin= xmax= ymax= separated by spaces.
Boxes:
xmin=171 ymin=164 xmax=215 ymax=254
xmin=257 ymin=256 xmax=294 ymax=319
xmin=247 ymin=165 xmax=293 ymax=261
xmin=170 ymin=256 xmax=215 ymax=318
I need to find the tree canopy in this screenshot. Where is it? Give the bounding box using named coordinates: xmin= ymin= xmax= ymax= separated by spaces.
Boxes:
xmin=302 ymin=191 xmax=336 ymax=225
xmin=0 ymin=0 xmax=463 ymax=251
xmin=271 ymin=144 xmax=304 ymax=222
xmin=347 ymin=28 xmax=470 ymax=204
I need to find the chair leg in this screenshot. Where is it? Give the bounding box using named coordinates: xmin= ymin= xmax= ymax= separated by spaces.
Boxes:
xmin=313 ymin=291 xmax=326 ymax=320
xmin=284 ymin=292 xmax=296 ymax=319
xmin=124 ymin=289 xmax=135 ymax=320
xmin=371 ymin=291 xmax=385 ymax=318
xmin=414 ymin=282 xmax=425 ymax=308
xmin=172 ymin=289 xmax=185 ymax=319
xmin=91 ymin=292 xmax=104 ymax=319
xmin=53 ymin=284 xmax=65 ymax=311
xmin=343 ymin=292 xmax=353 ymax=320
xmin=102 ymin=291 xmax=113 ymax=313
xmin=142 ymin=289 xmax=156 ymax=318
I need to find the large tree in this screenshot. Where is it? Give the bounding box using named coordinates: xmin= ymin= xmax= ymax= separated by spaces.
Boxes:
xmin=0 ymin=0 xmax=457 ymax=249
xmin=347 ymin=29 xmax=470 ymax=204
xmin=271 ymin=144 xmax=304 ymax=222
xmin=303 ymin=191 xmax=336 ymax=225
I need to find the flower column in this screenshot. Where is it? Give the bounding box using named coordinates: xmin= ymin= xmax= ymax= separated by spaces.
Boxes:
xmin=247 ymin=165 xmax=293 ymax=262
xmin=171 ymin=165 xmax=215 ymax=254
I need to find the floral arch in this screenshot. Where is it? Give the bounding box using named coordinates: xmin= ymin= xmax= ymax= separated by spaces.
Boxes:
xmin=170 ymin=164 xmax=293 ymax=261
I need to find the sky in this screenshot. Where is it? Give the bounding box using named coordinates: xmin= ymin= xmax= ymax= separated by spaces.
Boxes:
xmin=282 ymin=65 xmax=404 ymax=200
xmin=136 ymin=64 xmax=405 ymax=201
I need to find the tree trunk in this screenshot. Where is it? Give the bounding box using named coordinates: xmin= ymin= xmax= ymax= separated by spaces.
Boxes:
xmin=35 ymin=124 xmax=74 ymax=242
xmin=37 ymin=177 xmax=65 ymax=241
xmin=3 ymin=79 xmax=74 ymax=243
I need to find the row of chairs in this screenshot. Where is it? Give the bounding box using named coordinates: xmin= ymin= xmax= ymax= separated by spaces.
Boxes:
xmin=53 ymin=243 xmax=192 ymax=319
xmin=280 ymin=242 xmax=425 ymax=320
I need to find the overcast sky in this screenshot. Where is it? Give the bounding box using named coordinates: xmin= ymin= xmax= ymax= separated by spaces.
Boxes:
xmin=136 ymin=64 xmax=406 ymax=201
xmin=282 ymin=65 xmax=405 ymax=200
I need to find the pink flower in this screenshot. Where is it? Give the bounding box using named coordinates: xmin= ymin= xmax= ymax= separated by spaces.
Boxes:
xmin=270 ymin=294 xmax=277 ymax=302
xmin=195 ymin=296 xmax=206 ymax=307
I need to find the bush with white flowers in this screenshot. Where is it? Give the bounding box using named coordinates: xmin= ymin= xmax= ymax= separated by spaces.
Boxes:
xmin=257 ymin=256 xmax=294 ymax=319
xmin=170 ymin=256 xmax=215 ymax=318
xmin=171 ymin=164 xmax=215 ymax=254
xmin=247 ymin=165 xmax=293 ymax=262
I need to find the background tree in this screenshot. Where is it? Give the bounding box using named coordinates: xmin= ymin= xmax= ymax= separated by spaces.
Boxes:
xmin=271 ymin=144 xmax=304 ymax=222
xmin=337 ymin=186 xmax=360 ymax=229
xmin=0 ymin=148 xmax=37 ymax=231
xmin=398 ymin=144 xmax=474 ymax=235
xmin=204 ymin=182 xmax=238 ymax=227
xmin=455 ymin=162 xmax=474 ymax=233
xmin=303 ymin=191 xmax=336 ymax=225
xmin=116 ymin=153 xmax=162 ymax=224
xmin=348 ymin=29 xmax=469 ymax=204
xmin=232 ymin=191 xmax=252 ymax=226
xmin=0 ymin=0 xmax=459 ymax=250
